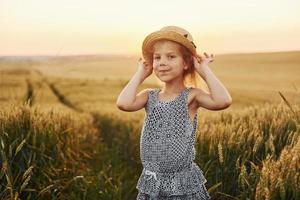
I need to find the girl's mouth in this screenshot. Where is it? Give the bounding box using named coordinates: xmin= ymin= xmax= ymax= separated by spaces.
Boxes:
xmin=159 ymin=70 xmax=170 ymax=73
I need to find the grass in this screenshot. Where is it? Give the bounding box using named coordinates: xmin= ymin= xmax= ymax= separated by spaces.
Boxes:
xmin=0 ymin=51 xmax=299 ymax=199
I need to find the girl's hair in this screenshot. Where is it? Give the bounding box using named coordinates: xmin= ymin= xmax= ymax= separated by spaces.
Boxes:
xmin=150 ymin=39 xmax=204 ymax=89
xmin=179 ymin=44 xmax=203 ymax=88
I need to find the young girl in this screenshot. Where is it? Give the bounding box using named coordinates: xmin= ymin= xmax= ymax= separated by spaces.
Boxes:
xmin=116 ymin=26 xmax=232 ymax=200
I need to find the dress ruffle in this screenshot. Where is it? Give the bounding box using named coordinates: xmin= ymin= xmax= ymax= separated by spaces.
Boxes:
xmin=136 ymin=162 xmax=208 ymax=198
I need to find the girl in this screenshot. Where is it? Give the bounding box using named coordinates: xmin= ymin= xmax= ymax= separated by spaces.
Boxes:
xmin=116 ymin=26 xmax=232 ymax=200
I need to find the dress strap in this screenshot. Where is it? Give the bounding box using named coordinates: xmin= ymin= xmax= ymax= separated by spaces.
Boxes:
xmin=145 ymin=89 xmax=156 ymax=113
xmin=182 ymin=87 xmax=192 ymax=103
xmin=183 ymin=87 xmax=198 ymax=124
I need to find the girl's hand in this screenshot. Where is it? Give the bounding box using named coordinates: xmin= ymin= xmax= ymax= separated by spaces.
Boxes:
xmin=137 ymin=57 xmax=153 ymax=81
xmin=193 ymin=52 xmax=214 ymax=76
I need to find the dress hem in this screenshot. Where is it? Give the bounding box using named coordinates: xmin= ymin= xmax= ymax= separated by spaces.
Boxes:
xmin=136 ymin=162 xmax=208 ymax=197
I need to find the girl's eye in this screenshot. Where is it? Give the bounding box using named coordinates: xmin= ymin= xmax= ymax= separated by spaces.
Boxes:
xmin=154 ymin=55 xmax=175 ymax=60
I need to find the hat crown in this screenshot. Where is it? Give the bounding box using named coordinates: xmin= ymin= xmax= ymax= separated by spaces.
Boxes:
xmin=160 ymin=26 xmax=194 ymax=42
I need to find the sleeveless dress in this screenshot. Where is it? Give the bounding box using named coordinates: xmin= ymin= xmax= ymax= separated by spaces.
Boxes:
xmin=136 ymin=87 xmax=211 ymax=200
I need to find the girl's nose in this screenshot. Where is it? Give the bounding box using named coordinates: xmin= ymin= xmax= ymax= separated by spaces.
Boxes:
xmin=159 ymin=57 xmax=167 ymax=66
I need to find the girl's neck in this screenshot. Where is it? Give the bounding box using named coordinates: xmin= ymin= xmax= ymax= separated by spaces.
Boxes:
xmin=161 ymin=83 xmax=187 ymax=94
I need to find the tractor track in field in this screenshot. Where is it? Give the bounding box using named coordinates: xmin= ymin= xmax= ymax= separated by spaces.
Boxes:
xmin=32 ymin=69 xmax=83 ymax=113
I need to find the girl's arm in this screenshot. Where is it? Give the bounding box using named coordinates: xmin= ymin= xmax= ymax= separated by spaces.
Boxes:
xmin=116 ymin=58 xmax=153 ymax=112
xmin=193 ymin=53 xmax=232 ymax=110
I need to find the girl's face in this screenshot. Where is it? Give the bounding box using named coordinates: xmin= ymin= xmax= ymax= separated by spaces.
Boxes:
xmin=152 ymin=40 xmax=188 ymax=83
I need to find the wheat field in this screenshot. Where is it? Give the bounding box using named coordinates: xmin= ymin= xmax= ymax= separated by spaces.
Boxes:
xmin=0 ymin=51 xmax=299 ymax=199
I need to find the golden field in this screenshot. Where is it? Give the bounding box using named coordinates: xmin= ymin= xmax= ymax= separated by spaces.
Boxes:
xmin=0 ymin=51 xmax=299 ymax=199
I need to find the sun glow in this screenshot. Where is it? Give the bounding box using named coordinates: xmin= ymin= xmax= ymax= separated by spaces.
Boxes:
xmin=1 ymin=0 xmax=299 ymax=56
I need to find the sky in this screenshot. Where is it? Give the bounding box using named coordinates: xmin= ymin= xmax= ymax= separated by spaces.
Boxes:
xmin=1 ymin=0 xmax=300 ymax=56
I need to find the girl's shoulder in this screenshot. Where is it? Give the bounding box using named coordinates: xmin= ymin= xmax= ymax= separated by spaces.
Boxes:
xmin=143 ymin=87 xmax=159 ymax=94
xmin=139 ymin=87 xmax=157 ymax=93
xmin=138 ymin=88 xmax=158 ymax=100
xmin=188 ymin=86 xmax=202 ymax=97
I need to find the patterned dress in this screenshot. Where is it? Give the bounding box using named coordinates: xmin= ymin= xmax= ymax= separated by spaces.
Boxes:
xmin=136 ymin=87 xmax=211 ymax=200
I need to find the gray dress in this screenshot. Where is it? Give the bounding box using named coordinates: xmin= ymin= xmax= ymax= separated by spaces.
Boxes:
xmin=136 ymin=87 xmax=211 ymax=200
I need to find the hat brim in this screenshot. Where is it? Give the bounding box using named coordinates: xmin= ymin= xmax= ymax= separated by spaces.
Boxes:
xmin=142 ymin=30 xmax=197 ymax=63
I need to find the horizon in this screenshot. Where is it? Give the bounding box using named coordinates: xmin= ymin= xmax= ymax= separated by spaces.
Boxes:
xmin=1 ymin=49 xmax=300 ymax=58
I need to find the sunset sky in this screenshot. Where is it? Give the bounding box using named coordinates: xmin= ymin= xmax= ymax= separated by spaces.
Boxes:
xmin=1 ymin=0 xmax=300 ymax=56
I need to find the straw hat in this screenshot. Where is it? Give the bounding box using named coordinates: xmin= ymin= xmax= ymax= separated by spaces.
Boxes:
xmin=142 ymin=26 xmax=197 ymax=63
